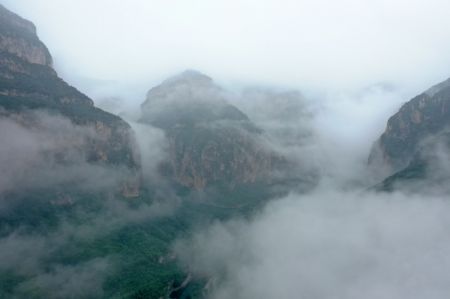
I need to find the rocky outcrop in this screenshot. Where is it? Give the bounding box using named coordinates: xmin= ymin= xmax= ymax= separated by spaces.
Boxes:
xmin=0 ymin=4 xmax=52 ymax=66
xmin=140 ymin=70 xmax=282 ymax=190
xmin=373 ymin=132 xmax=450 ymax=193
xmin=369 ymin=77 xmax=450 ymax=176
xmin=0 ymin=4 xmax=140 ymax=196
xmin=163 ymin=123 xmax=277 ymax=190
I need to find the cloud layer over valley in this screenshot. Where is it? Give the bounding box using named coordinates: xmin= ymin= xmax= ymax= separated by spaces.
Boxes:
xmin=176 ymin=190 xmax=450 ymax=299
xmin=2 ymin=1 xmax=450 ymax=298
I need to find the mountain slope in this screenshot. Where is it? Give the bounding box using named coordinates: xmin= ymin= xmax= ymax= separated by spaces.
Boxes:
xmin=370 ymin=78 xmax=450 ymax=191
xmin=0 ymin=8 xmax=285 ymax=298
xmin=140 ymin=70 xmax=285 ymax=191
xmin=0 ymin=4 xmax=139 ymax=196
xmin=369 ymin=77 xmax=450 ymax=174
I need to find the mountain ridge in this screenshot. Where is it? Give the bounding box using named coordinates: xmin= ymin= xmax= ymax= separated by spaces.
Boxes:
xmin=0 ymin=3 xmax=140 ymax=197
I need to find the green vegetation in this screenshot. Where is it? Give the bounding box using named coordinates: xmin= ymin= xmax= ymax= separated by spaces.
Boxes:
xmin=375 ymin=160 xmax=427 ymax=192
xmin=0 ymin=179 xmax=280 ymax=298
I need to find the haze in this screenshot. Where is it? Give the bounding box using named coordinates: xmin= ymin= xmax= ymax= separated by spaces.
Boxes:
xmin=2 ymin=1 xmax=450 ymax=298
xmin=2 ymin=0 xmax=450 ymax=93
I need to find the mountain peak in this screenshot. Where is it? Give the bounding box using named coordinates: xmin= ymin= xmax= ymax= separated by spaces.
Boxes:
xmin=165 ymin=69 xmax=212 ymax=84
xmin=0 ymin=4 xmax=36 ymax=35
xmin=425 ymin=77 xmax=450 ymax=97
xmin=153 ymin=69 xmax=215 ymax=95
xmin=139 ymin=72 xmax=279 ymax=191
xmin=144 ymin=70 xmax=219 ymax=104
xmin=0 ymin=5 xmax=140 ymax=196
xmin=141 ymin=71 xmax=248 ymax=129
xmin=0 ymin=4 xmax=52 ymax=66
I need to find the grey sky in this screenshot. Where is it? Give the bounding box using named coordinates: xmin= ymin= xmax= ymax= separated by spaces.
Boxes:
xmin=1 ymin=0 xmax=450 ymax=92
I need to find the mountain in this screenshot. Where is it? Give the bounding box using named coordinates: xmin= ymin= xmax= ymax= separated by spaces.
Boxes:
xmin=0 ymin=5 xmax=52 ymax=66
xmin=0 ymin=6 xmax=319 ymax=298
xmin=0 ymin=8 xmax=292 ymax=296
xmin=0 ymin=6 xmax=197 ymax=298
xmin=370 ymin=77 xmax=450 ymax=191
xmin=0 ymin=4 xmax=140 ymax=196
xmin=140 ymin=70 xmax=286 ymax=191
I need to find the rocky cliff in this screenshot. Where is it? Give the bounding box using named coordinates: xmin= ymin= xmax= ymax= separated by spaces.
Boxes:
xmin=369 ymin=77 xmax=450 ymax=175
xmin=0 ymin=5 xmax=52 ymax=66
xmin=140 ymin=70 xmax=282 ymax=190
xmin=0 ymin=4 xmax=140 ymax=196
xmin=369 ymin=77 xmax=450 ymax=191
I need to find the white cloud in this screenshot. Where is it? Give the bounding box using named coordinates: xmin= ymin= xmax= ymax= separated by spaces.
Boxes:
xmin=176 ymin=190 xmax=450 ymax=299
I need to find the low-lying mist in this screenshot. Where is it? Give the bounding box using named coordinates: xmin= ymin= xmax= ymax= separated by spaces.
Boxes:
xmin=175 ymin=189 xmax=450 ymax=299
xmin=95 ymin=72 xmax=408 ymax=189
xmin=131 ymin=75 xmax=450 ymax=298
xmin=87 ymin=69 xmax=450 ymax=298
xmin=2 ymin=71 xmax=450 ymax=298
xmin=0 ymin=110 xmax=179 ymax=297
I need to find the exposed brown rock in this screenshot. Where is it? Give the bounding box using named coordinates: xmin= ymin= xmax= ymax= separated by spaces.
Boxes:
xmin=0 ymin=4 xmax=141 ymax=197
xmin=141 ymin=71 xmax=281 ymax=190
xmin=0 ymin=4 xmax=52 ymax=66
xmin=369 ymin=77 xmax=450 ymax=176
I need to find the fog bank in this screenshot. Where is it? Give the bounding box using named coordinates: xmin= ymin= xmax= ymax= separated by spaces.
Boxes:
xmin=176 ymin=190 xmax=450 ymax=299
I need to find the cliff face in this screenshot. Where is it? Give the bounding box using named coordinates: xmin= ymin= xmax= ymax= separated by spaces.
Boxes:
xmin=164 ymin=124 xmax=277 ymax=190
xmin=369 ymin=78 xmax=450 ymax=175
xmin=140 ymin=71 xmax=281 ymax=190
xmin=0 ymin=5 xmax=52 ymax=66
xmin=0 ymin=4 xmax=139 ymax=196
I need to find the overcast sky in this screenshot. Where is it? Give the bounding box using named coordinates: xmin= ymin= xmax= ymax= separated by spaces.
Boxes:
xmin=2 ymin=0 xmax=450 ymax=93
